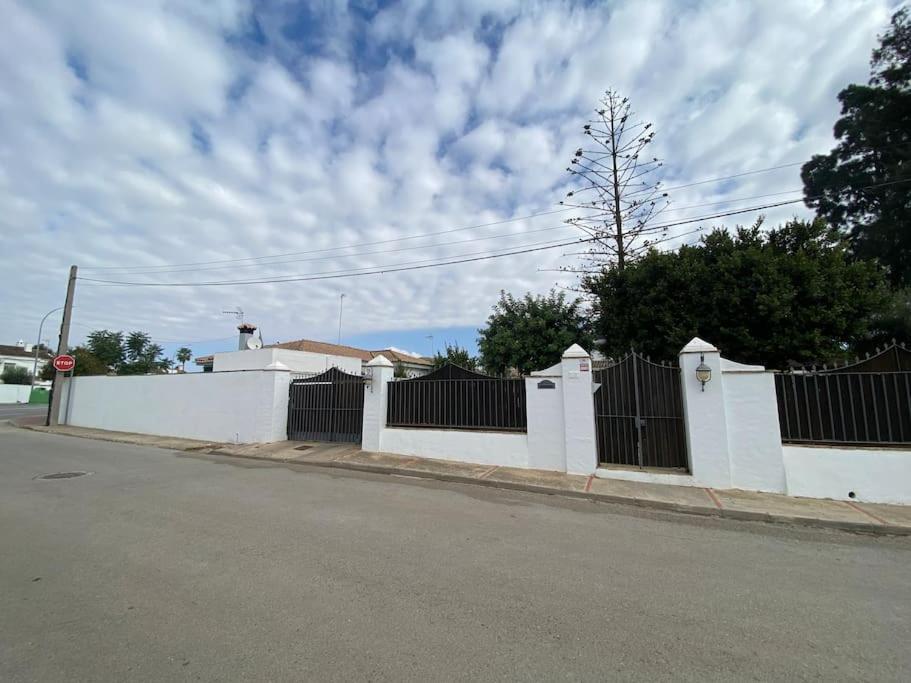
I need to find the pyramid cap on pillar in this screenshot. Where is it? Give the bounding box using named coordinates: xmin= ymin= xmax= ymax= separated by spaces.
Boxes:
xmin=680 ymin=337 xmax=719 ymax=354
xmin=366 ymin=354 xmax=394 ymax=368
xmin=562 ymin=344 xmax=590 ymax=359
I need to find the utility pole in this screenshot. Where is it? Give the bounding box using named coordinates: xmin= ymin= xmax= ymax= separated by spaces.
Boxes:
xmin=47 ymin=265 xmax=77 ymax=426
xmin=337 ymin=293 xmax=345 ymax=345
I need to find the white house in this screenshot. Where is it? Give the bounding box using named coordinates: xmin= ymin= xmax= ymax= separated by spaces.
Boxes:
xmin=194 ymin=325 xmax=433 ymax=377
xmin=1 ymin=341 xmax=52 ymax=377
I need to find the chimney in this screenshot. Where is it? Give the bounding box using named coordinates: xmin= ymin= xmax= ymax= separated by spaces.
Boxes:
xmin=238 ymin=323 xmax=257 ymax=350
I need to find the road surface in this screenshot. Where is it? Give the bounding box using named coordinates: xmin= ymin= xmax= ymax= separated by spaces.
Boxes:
xmin=1 ymin=424 xmax=909 ymax=681
xmin=0 ymin=403 xmax=46 ymax=422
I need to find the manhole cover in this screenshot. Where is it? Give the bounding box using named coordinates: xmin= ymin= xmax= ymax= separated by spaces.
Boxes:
xmin=34 ymin=471 xmax=92 ymax=480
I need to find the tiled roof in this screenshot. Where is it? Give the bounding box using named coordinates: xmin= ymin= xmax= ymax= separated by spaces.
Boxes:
xmin=270 ymin=339 xmax=373 ymax=361
xmin=370 ymin=349 xmax=433 ymax=366
xmin=270 ymin=339 xmax=433 ymax=365
xmin=0 ymin=344 xmax=52 ymax=359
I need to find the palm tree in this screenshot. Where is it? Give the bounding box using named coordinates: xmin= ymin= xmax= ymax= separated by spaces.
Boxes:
xmin=176 ymin=347 xmax=192 ymax=372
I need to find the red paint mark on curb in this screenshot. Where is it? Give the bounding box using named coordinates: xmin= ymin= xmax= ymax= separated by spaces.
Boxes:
xmin=843 ymin=500 xmax=887 ymax=525
xmin=478 ymin=466 xmax=499 ymax=479
xmin=704 ymin=488 xmax=723 ymax=509
xmin=584 ymin=475 xmax=594 ymax=492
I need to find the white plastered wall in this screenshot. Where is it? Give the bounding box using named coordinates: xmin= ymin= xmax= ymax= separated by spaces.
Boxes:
xmin=213 ymin=348 xmax=362 ymax=374
xmin=59 ymin=369 xmax=291 ymax=443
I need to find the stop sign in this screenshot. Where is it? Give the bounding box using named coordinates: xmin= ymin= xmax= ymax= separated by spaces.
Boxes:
xmin=53 ymin=355 xmax=76 ymax=372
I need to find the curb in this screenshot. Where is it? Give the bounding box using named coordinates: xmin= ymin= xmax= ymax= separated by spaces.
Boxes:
xmin=16 ymin=423 xmax=224 ymax=452
xmin=278 ymin=458 xmax=911 ymax=537
xmin=10 ymin=422 xmax=909 ymax=537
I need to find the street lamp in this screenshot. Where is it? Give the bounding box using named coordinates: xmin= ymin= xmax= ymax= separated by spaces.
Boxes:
xmin=32 ymin=307 xmax=64 ymax=387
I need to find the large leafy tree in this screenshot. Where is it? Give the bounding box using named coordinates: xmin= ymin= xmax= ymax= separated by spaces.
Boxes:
xmin=477 ymin=290 xmax=593 ymax=375
xmin=86 ymin=330 xmax=125 ymax=371
xmin=587 ymin=219 xmax=891 ymax=368
xmin=431 ymin=344 xmax=479 ymax=372
xmin=121 ymin=331 xmax=170 ymax=375
xmin=801 ymin=9 xmax=911 ymax=286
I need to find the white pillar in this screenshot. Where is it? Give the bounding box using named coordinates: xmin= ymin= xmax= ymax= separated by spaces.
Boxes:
xmin=361 ymin=355 xmax=393 ymax=452
xmin=679 ymin=338 xmax=731 ymax=488
xmin=260 ymin=362 xmax=292 ymax=442
xmin=561 ymin=344 xmax=598 ymax=475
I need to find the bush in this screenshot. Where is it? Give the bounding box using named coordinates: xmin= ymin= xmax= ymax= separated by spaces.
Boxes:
xmin=1 ymin=366 xmax=32 ymax=385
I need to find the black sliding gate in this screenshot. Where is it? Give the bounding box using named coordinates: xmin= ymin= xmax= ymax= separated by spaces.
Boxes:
xmin=593 ymin=352 xmax=688 ymax=470
xmin=287 ymin=367 xmax=365 ymax=443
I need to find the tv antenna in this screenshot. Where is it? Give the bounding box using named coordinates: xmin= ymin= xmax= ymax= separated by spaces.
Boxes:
xmin=222 ymin=307 xmax=244 ymax=323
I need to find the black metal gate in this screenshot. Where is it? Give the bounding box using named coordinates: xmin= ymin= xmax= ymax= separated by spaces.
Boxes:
xmin=287 ymin=367 xmax=365 ymax=443
xmin=593 ymin=352 xmax=688 ymax=469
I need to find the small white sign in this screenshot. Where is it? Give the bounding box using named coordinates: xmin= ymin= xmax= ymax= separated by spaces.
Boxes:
xmin=579 ymin=360 xmax=590 ymax=372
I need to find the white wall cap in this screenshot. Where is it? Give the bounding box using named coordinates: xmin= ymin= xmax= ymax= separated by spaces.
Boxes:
xmin=680 ymin=337 xmax=719 ymax=354
xmin=366 ymin=354 xmax=394 ymax=368
xmin=562 ymin=344 xmax=590 ymax=359
xmin=264 ymin=361 xmax=290 ymax=371
xmin=530 ymin=362 xmax=562 ymax=376
xmin=720 ymin=357 xmax=766 ymax=372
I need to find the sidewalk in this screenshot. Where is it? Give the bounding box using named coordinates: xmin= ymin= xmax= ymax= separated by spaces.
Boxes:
xmin=13 ymin=422 xmax=911 ymax=535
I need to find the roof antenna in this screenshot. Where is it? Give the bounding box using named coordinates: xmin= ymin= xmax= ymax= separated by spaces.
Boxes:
xmin=222 ymin=307 xmax=244 ymax=324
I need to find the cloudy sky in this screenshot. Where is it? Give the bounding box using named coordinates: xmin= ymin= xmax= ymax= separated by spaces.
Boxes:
xmin=0 ymin=0 xmax=896 ymax=362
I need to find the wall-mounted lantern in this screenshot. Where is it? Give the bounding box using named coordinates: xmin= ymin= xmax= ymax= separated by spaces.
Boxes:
xmin=695 ymin=353 xmax=712 ymax=391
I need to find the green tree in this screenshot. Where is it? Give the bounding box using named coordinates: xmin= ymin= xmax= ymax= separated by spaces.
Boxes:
xmin=587 ymin=219 xmax=891 ymax=368
xmin=801 ymin=9 xmax=911 ymax=286
xmin=176 ymin=347 xmax=192 ymax=372
xmin=431 ymin=344 xmax=479 ymax=372
xmin=1 ymin=365 xmax=31 ymax=385
xmin=39 ymin=346 xmax=112 ymax=379
xmin=477 ymin=290 xmax=593 ymax=375
xmin=86 ymin=330 xmax=125 ymax=372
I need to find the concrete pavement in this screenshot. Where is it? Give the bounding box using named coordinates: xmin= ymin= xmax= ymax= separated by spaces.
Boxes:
xmin=1 ymin=423 xmax=910 ymax=681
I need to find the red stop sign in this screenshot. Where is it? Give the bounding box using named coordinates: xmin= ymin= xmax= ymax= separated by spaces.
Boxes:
xmin=53 ymin=355 xmax=76 ymax=372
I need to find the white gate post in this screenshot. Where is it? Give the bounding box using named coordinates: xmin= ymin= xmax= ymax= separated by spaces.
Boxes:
xmin=362 ymin=355 xmax=393 ymax=452
xmin=561 ymin=344 xmax=598 ymax=475
xmin=679 ymin=337 xmax=731 ymax=488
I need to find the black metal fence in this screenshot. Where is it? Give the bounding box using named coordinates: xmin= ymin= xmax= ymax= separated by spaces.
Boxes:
xmin=775 ymin=343 xmax=911 ymax=446
xmin=387 ymin=364 xmax=527 ymax=432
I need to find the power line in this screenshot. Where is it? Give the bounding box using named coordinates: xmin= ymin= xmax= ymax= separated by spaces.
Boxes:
xmin=76 ymin=186 xmax=815 ymax=279
xmin=78 ymin=208 xmax=576 ymax=273
xmin=90 ymin=223 xmax=579 ymax=277
xmin=79 ymin=159 xmax=815 ymax=274
xmin=76 ymin=199 xmax=808 ymax=288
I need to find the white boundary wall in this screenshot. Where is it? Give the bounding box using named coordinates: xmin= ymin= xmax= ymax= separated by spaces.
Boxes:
xmin=362 ymin=346 xmax=598 ymax=474
xmin=783 ymin=446 xmax=911 ymax=505
xmin=0 ymin=384 xmax=32 ymax=404
xmin=596 ymin=337 xmax=910 ymax=505
xmin=59 ymin=368 xmax=291 ymax=443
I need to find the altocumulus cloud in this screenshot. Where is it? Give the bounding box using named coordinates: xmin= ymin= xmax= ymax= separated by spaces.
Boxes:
xmin=0 ymin=0 xmax=894 ymax=350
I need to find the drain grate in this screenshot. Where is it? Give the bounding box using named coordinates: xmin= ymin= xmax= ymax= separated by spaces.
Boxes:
xmin=35 ymin=471 xmax=91 ymax=480
xmin=294 ymin=445 xmax=313 ymax=451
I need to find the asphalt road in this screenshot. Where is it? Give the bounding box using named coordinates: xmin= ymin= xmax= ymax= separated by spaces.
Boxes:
xmin=1 ymin=424 xmax=909 ymax=682
xmin=0 ymin=403 xmax=47 ymax=422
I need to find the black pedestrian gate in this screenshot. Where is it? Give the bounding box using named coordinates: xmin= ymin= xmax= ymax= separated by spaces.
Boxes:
xmin=593 ymin=352 xmax=688 ymax=470
xmin=287 ymin=367 xmax=365 ymax=443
